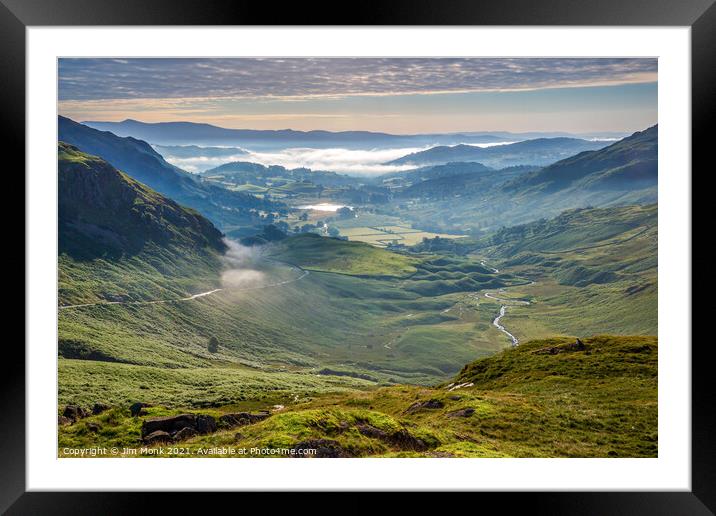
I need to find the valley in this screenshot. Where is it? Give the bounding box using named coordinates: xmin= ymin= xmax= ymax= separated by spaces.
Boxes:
xmin=56 ymin=117 xmax=658 ymax=458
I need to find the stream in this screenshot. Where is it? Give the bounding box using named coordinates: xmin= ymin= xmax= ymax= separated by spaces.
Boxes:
xmin=483 ymin=290 xmax=531 ymax=347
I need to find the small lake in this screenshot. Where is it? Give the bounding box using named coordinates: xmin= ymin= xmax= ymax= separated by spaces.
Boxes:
xmin=297 ymin=203 xmax=353 ymax=212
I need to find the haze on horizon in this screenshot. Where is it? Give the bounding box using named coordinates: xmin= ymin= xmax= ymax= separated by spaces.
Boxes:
xmin=58 ymin=58 xmax=657 ymax=135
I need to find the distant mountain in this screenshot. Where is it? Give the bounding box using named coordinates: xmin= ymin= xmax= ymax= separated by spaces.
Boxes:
xmin=390 ymin=127 xmax=657 ymax=233
xmin=59 ymin=142 xmax=226 ymax=258
xmin=381 ymin=161 xmax=492 ymax=184
xmin=154 ymin=145 xmax=249 ymax=159
xmin=58 ymin=116 xmax=281 ymax=229
xmin=503 ymin=125 xmax=658 ymax=195
xmin=81 ymin=119 xmax=515 ymax=149
xmin=387 ymin=163 xmax=536 ymax=200
xmin=386 ymin=138 xmax=610 ymax=168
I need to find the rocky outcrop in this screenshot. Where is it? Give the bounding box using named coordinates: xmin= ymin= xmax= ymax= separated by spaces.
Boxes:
xmin=533 ymin=339 xmax=588 ymax=355
xmin=62 ymin=405 xmax=88 ymax=422
xmin=173 ymin=427 xmax=198 ymax=441
xmin=140 ymin=413 xmax=218 ymax=443
xmin=405 ymin=399 xmax=444 ymax=413
xmin=356 ymin=423 xmax=432 ymax=451
xmin=141 ymin=414 xmax=197 ymax=438
xmin=130 ymin=402 xmax=149 ymax=417
xmin=195 ymin=414 xmax=217 ymax=434
xmin=143 ymin=430 xmax=172 ymax=445
xmin=292 ymin=439 xmax=349 ymax=458
xmin=447 ymin=408 xmax=475 ymax=418
xmin=92 ymin=403 xmax=110 ymax=415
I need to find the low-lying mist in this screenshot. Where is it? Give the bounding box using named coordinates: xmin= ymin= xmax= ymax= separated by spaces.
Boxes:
xmin=220 ymin=239 xmax=266 ymax=289
xmin=243 ymin=147 xmax=423 ymax=176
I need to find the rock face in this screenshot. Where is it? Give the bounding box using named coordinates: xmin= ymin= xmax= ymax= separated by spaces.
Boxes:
xmin=292 ymin=439 xmax=349 ymax=458
xmin=405 ymin=399 xmax=445 ymax=413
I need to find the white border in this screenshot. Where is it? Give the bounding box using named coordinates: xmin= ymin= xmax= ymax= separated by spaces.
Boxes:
xmin=27 ymin=27 xmax=690 ymax=491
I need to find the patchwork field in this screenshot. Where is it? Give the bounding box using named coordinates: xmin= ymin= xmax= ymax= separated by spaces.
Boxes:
xmin=340 ymin=225 xmax=466 ymax=247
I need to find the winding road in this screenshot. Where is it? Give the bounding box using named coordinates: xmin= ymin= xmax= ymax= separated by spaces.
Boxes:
xmin=59 ymin=262 xmax=309 ymax=311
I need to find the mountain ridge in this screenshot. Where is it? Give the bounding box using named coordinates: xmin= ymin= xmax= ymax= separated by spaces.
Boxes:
xmin=58 ymin=116 xmax=281 ymax=230
xmin=503 ymin=125 xmax=658 ymax=195
xmin=59 ymin=142 xmax=227 ymax=259
xmin=386 ymin=138 xmax=611 ymax=168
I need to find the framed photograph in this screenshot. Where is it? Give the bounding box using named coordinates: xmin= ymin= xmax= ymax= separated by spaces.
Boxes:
xmin=7 ymin=0 xmax=712 ymax=510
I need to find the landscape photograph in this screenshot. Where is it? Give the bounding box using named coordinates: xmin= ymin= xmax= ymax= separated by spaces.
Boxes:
xmin=57 ymin=57 xmax=658 ymax=458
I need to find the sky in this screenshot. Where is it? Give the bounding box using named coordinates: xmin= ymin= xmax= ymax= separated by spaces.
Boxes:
xmin=58 ymin=58 xmax=657 ymax=134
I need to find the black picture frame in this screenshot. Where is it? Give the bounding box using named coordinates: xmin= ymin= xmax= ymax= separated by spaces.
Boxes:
xmin=5 ymin=0 xmax=712 ymax=511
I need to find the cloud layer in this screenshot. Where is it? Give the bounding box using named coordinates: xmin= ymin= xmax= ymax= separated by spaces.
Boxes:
xmin=59 ymin=58 xmax=657 ymax=101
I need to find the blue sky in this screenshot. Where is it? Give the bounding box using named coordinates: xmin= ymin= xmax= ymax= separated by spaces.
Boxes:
xmin=58 ymin=58 xmax=657 ymax=134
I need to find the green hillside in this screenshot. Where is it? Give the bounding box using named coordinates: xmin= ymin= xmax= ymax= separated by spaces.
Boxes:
xmin=59 ymin=335 xmax=657 ymax=458
xmin=267 ymin=233 xmax=419 ymax=277
xmin=59 ymin=143 xmax=226 ymax=306
xmin=58 ymin=116 xmax=281 ymax=230
xmin=386 ymin=126 xmax=657 ymax=234
xmin=506 ymin=125 xmax=657 ymax=194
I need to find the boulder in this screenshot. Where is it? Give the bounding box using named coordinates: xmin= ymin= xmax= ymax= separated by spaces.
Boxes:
xmin=195 ymin=414 xmax=217 ymax=434
xmin=86 ymin=422 xmax=101 ymax=433
xmin=572 ymin=338 xmax=586 ymax=350
xmin=292 ymin=439 xmax=349 ymax=458
xmin=143 ymin=430 xmax=172 ymax=445
xmin=141 ymin=414 xmax=196 ymax=438
xmin=92 ymin=403 xmax=110 ymax=415
xmin=405 ymin=399 xmax=445 ymax=413
xmin=63 ymin=405 xmax=88 ymax=421
xmin=173 ymin=426 xmax=198 ymax=441
xmin=130 ymin=402 xmax=149 ymax=417
xmin=58 ymin=415 xmax=73 ymax=426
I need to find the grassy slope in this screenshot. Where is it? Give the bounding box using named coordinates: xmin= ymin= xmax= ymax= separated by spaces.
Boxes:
xmin=267 ymin=233 xmax=419 ymax=276
xmin=473 ymin=204 xmax=657 ymax=339
xmin=59 ymin=251 xmax=518 ymax=389
xmin=389 ymin=128 xmax=657 ymax=234
xmin=59 ymin=335 xmax=657 ymax=458
xmin=58 ymin=116 xmax=278 ymax=230
xmin=58 ymin=143 xmax=227 ymax=305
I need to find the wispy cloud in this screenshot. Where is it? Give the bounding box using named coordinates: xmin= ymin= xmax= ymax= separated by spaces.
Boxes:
xmin=59 ymin=58 xmax=657 ymax=101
